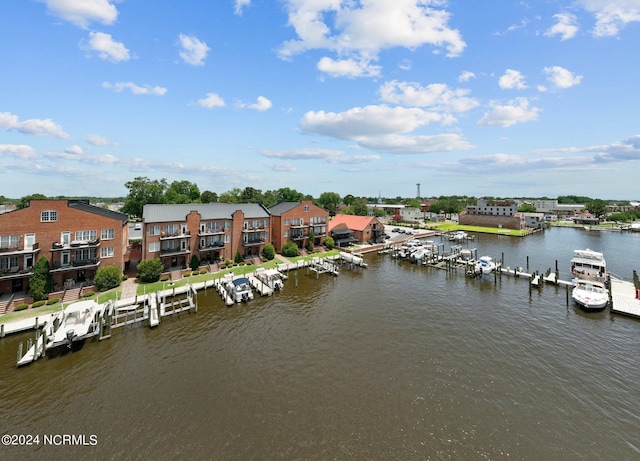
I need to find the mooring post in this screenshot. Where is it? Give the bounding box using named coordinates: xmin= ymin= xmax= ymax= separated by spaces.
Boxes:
xmin=33 ymin=330 xmax=40 ymax=362
xmin=1 ymin=324 xmax=4 ymax=338
xmin=17 ymin=342 xmax=23 ymax=364
xmin=526 ymin=256 xmax=529 ymax=273
xmin=566 ymin=284 xmax=569 ymax=306
xmin=35 ymin=316 xmax=39 ymax=330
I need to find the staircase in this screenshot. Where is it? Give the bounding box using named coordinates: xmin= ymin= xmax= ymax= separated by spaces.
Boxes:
xmin=0 ymin=294 xmax=14 ymax=315
xmin=62 ymin=287 xmax=82 ymax=304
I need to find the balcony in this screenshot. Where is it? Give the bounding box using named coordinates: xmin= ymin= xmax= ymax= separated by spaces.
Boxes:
xmin=289 ymin=222 xmax=308 ymax=228
xmin=243 ymin=239 xmax=265 ymax=247
xmin=160 ymin=231 xmax=191 ymax=240
xmin=0 ymin=266 xmax=34 ymax=279
xmin=160 ymin=247 xmax=190 ymax=257
xmin=51 ymin=239 xmax=100 ymax=251
xmin=199 ymin=228 xmax=225 ymax=237
xmin=0 ymin=242 xmax=40 ymax=256
xmin=199 ymin=241 xmax=225 ymax=251
xmin=51 ymin=258 xmax=100 ymax=272
xmin=291 ymin=234 xmax=306 ymax=241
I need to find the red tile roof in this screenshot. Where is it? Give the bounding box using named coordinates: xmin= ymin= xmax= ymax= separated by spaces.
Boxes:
xmin=328 ymin=214 xmax=380 ymax=232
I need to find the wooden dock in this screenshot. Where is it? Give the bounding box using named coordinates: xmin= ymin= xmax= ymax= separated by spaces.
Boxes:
xmin=609 ymin=279 xmax=640 ymax=318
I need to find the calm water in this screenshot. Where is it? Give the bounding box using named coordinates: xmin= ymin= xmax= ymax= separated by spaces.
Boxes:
xmin=1 ymin=227 xmax=639 ymax=460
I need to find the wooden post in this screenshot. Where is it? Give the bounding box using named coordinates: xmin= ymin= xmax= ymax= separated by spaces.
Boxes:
xmin=526 ymin=255 xmax=529 ymax=272
xmin=35 ymin=316 xmax=39 ymax=330
xmin=33 ymin=330 xmax=40 ymax=362
xmin=1 ymin=324 xmax=4 ymax=338
xmin=566 ymin=284 xmax=569 ymax=306
xmin=17 ymin=342 xmax=23 ymax=365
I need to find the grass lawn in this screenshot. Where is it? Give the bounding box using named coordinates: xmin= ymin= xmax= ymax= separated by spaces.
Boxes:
xmin=432 ymin=223 xmax=529 ymax=237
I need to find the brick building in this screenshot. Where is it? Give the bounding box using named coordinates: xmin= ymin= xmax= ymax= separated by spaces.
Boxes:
xmin=268 ymin=200 xmax=329 ymax=251
xmin=0 ymin=199 xmax=129 ymax=296
xmin=141 ymin=203 xmax=271 ymax=268
xmin=328 ymin=215 xmax=385 ymax=245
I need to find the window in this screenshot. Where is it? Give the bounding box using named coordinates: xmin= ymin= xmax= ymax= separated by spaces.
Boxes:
xmin=75 ymin=230 xmax=97 ymax=242
xmin=0 ymin=256 xmax=18 ymax=270
xmin=304 ymin=205 xmax=310 ymax=212
xmin=163 ymin=224 xmax=179 ymax=235
xmin=101 ymin=229 xmax=115 ymax=240
xmin=284 ymin=218 xmax=290 ymax=226
xmin=0 ymin=235 xmax=19 ymax=249
xmin=100 ymin=247 xmax=114 ymax=258
xmin=41 ymin=210 xmax=57 ymax=222
xmin=149 ymin=225 xmax=160 ymax=236
xmin=149 ymin=242 xmax=160 ymax=253
xmin=75 ymin=248 xmax=96 ymax=262
xmin=284 ymin=230 xmax=289 ymax=237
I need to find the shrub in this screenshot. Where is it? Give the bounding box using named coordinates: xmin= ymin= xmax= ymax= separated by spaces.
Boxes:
xmin=324 ymin=236 xmax=335 ymax=250
xmin=262 ymin=243 xmax=275 ymax=261
xmin=136 ymin=258 xmax=164 ymax=283
xmin=234 ymin=252 xmax=243 ymax=264
xmin=32 ymin=300 xmax=47 ymax=308
xmin=190 ymin=254 xmax=200 ymax=271
xmin=183 ymin=272 xmax=191 ymax=277
xmin=14 ymin=303 xmax=29 ymax=311
xmin=95 ymin=265 xmax=122 ymax=291
xmin=122 ymin=275 xmax=129 ymax=281
xmin=199 ymin=269 xmax=208 ymax=274
xmin=282 ymin=242 xmax=299 ymax=257
xmin=160 ymin=275 xmax=170 ymax=282
xmin=82 ymin=290 xmax=95 ymax=298
xmin=46 ymin=298 xmax=60 ymax=305
xmin=225 ymin=259 xmax=232 ymax=267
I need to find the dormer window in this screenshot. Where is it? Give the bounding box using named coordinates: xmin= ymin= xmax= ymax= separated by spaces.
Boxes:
xmin=41 ymin=210 xmax=58 ymax=222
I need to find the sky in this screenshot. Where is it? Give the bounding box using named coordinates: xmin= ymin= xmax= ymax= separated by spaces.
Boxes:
xmin=1 ymin=0 xmax=640 ymax=201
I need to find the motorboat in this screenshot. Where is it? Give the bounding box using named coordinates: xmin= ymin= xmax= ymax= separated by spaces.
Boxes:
xmin=572 ymin=279 xmax=609 ymax=311
xmin=570 ymin=249 xmax=606 ymax=282
xmin=45 ymin=300 xmax=104 ymax=356
xmin=630 ymin=222 xmax=640 ymax=232
xmin=449 ymin=231 xmax=468 ymax=242
xmin=254 ymin=268 xmax=285 ymax=290
xmin=475 ymin=256 xmax=496 ymax=276
xmin=225 ymin=277 xmax=254 ymax=303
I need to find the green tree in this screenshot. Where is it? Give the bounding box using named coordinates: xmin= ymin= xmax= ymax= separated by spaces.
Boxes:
xmin=122 ymin=177 xmax=168 ymax=217
xmin=261 ymin=190 xmax=280 ymax=207
xmin=190 ymin=254 xmax=200 ymax=271
xmin=94 ymin=265 xmax=122 ymax=291
xmin=518 ymin=204 xmax=537 ymax=212
xmin=18 ymin=193 xmax=47 ymax=209
xmin=200 ymin=190 xmax=218 ymax=203
xmin=28 ymin=257 xmax=52 ymax=301
xmin=262 ymin=243 xmax=275 ymax=260
xmin=306 ymin=228 xmax=315 ymax=252
xmin=318 ymin=192 xmax=341 ymax=215
xmin=234 ymin=252 xmax=243 ymax=264
xmin=324 ymin=236 xmax=334 ymax=250
xmin=343 ymin=194 xmax=355 ymax=206
xmin=165 ymin=180 xmax=200 ymax=204
xmin=240 ymin=187 xmax=263 ymax=203
xmin=136 ymin=258 xmax=164 ymax=283
xmin=586 ymin=199 xmax=608 ymax=219
xmin=352 ymin=198 xmax=369 ymax=216
xmin=282 ymin=242 xmax=299 ymax=257
xmin=277 ymin=187 xmax=304 ymax=202
xmin=219 ymin=188 xmax=242 ymax=203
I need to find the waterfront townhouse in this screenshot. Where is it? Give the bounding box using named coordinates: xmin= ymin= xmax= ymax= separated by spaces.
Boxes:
xmin=328 ymin=215 xmax=385 ymax=246
xmin=268 ymin=200 xmax=329 ymax=252
xmin=0 ymin=199 xmax=129 ymax=297
xmin=141 ymin=203 xmax=271 ymax=268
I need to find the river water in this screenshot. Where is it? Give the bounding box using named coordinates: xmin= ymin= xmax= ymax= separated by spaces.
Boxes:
xmin=1 ymin=227 xmax=639 ymax=460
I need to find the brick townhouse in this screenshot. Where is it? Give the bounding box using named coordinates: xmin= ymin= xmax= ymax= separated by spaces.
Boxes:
xmin=141 ymin=203 xmax=271 ymax=268
xmin=0 ymin=199 xmax=129 ymax=296
xmin=328 ymin=214 xmax=385 ymax=245
xmin=268 ymin=200 xmax=329 ymax=252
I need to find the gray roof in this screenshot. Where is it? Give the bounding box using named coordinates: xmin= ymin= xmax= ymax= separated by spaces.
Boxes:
xmin=143 ymin=203 xmax=270 ymax=223
xmin=268 ymin=201 xmax=300 ymax=216
xmin=68 ymin=200 xmax=129 ymax=224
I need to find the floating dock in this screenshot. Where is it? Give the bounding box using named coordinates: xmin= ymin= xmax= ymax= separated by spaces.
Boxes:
xmin=609 ymin=279 xmax=640 ymax=318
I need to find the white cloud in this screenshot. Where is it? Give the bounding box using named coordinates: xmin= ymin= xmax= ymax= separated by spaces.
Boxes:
xmin=317 ymin=56 xmax=381 ymax=78
xmin=277 ymin=0 xmax=465 ymax=77
xmin=234 ymin=0 xmax=251 ymax=15
xmin=197 ymin=93 xmax=226 ymax=109
xmin=477 ymin=98 xmax=541 ymax=127
xmin=261 ymin=148 xmax=344 ymax=161
xmin=576 ymin=0 xmax=640 ymax=37
xmin=83 ymin=31 xmax=130 ymax=62
xmin=0 ymin=144 xmax=37 ymax=159
xmin=86 ymin=134 xmax=115 ymax=145
xmin=357 ymin=134 xmax=474 ymax=154
xmin=43 ymin=0 xmax=118 ymax=28
xmin=499 ymin=69 xmax=528 ymax=90
xmin=545 ymin=13 xmax=579 ymax=40
xmin=178 ymin=34 xmax=210 ymax=66
xmin=64 ymin=145 xmax=84 ymax=156
xmin=543 ymin=66 xmax=583 ymax=89
xmin=239 ymin=96 xmax=272 ymax=111
xmin=0 ymin=112 xmax=70 ymax=139
xmin=266 ymin=162 xmax=297 ymax=172
xmin=102 ymin=81 xmax=168 ymax=96
xmin=458 ymin=71 xmax=476 ymax=82
xmin=378 ymin=80 xmax=479 ymax=113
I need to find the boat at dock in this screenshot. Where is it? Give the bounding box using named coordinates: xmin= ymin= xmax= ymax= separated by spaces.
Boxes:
xmin=45 ymin=300 xmax=105 ymax=357
xmin=572 ymin=279 xmax=609 ymax=311
xmin=224 ymin=276 xmax=254 ymax=303
xmin=475 ymin=256 xmax=496 ymax=276
xmin=570 ymin=249 xmax=606 ymax=283
xmin=254 ymin=268 xmax=285 ymax=291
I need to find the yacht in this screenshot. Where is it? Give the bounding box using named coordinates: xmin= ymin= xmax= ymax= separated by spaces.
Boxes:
xmin=570 ymin=249 xmax=606 ymax=282
xmin=572 ymin=279 xmax=609 ymax=311
xmin=225 ymin=277 xmax=254 ymax=303
xmin=475 ymin=256 xmax=496 ymax=276
xmin=45 ymin=300 xmax=104 ymax=356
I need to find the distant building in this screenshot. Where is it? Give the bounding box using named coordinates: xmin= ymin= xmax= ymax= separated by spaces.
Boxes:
xmin=268 ymin=200 xmax=329 ymax=251
xmin=465 ymin=198 xmax=518 ymax=217
xmin=399 ymin=207 xmax=425 ymax=222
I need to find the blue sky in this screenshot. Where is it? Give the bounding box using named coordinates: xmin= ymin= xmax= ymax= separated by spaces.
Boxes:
xmin=1 ymin=0 xmax=640 ymax=200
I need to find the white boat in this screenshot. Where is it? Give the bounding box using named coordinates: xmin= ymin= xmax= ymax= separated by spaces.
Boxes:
xmin=572 ymin=279 xmax=609 ymax=311
xmin=630 ymin=222 xmax=640 ymax=232
xmin=475 ymin=256 xmax=496 ymax=275
xmin=570 ymin=249 xmax=606 ymax=282
xmin=45 ymin=300 xmax=104 ymax=356
xmin=254 ymin=268 xmax=285 ymax=290
xmin=449 ymin=231 xmax=468 ymax=242
xmin=224 ymin=277 xmax=254 ymax=303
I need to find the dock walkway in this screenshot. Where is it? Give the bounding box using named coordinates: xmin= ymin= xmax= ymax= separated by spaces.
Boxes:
xmin=610 ymin=279 xmax=640 ymax=318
